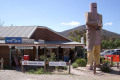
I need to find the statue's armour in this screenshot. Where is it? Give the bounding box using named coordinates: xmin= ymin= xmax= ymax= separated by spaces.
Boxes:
xmin=85 ymin=12 xmax=102 ymax=51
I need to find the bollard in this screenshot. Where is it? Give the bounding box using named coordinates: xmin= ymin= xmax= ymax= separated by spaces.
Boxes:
xmin=1 ymin=58 xmax=4 ymax=70
xmin=93 ymin=61 xmax=96 ymax=74
xmin=111 ymin=57 xmax=113 ymax=67
xmin=69 ymin=60 xmax=71 ymax=74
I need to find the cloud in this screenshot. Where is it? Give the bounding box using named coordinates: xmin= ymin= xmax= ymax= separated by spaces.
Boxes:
xmin=61 ymin=21 xmax=80 ymax=26
xmin=104 ymin=22 xmax=112 ymax=26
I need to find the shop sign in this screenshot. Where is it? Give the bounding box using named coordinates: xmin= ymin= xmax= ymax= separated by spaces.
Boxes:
xmin=5 ymin=37 xmax=22 ymax=44
xmin=61 ymin=45 xmax=75 ymax=48
xmin=22 ymin=39 xmax=34 ymax=44
xmin=15 ymin=46 xmax=33 ymax=49
xmin=24 ymin=55 xmax=29 ymax=61
xmin=49 ymin=62 xmax=66 ymax=66
xmin=22 ymin=61 xmax=45 ymax=66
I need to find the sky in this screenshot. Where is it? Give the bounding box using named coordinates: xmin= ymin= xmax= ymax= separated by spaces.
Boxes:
xmin=0 ymin=0 xmax=120 ymax=33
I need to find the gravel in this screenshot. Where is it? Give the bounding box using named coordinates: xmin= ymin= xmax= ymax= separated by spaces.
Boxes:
xmin=0 ymin=67 xmax=120 ymax=80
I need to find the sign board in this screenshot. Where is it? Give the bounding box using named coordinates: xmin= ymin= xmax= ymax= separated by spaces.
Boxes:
xmin=49 ymin=62 xmax=66 ymax=66
xmin=24 ymin=55 xmax=29 ymax=61
xmin=61 ymin=45 xmax=75 ymax=48
xmin=39 ymin=40 xmax=45 ymax=44
xmin=105 ymin=55 xmax=119 ymax=62
xmin=5 ymin=37 xmax=22 ymax=44
xmin=15 ymin=46 xmax=33 ymax=49
xmin=46 ymin=46 xmax=58 ymax=49
xmin=22 ymin=61 xmax=45 ymax=66
xmin=22 ymin=39 xmax=34 ymax=44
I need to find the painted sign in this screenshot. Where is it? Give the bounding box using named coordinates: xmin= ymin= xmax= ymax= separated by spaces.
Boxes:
xmin=5 ymin=37 xmax=22 ymax=44
xmin=22 ymin=61 xmax=45 ymax=66
xmin=49 ymin=62 xmax=66 ymax=66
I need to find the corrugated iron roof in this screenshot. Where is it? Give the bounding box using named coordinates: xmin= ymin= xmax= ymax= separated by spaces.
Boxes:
xmin=0 ymin=26 xmax=37 ymax=39
xmin=45 ymin=41 xmax=83 ymax=45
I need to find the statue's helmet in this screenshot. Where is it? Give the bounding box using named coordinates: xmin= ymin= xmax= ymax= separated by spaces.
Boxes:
xmin=90 ymin=3 xmax=97 ymax=14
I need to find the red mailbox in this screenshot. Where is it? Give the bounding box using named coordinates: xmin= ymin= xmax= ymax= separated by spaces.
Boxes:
xmin=24 ymin=55 xmax=29 ymax=61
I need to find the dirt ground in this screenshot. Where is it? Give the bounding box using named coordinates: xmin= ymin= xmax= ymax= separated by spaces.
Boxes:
xmin=0 ymin=66 xmax=120 ymax=80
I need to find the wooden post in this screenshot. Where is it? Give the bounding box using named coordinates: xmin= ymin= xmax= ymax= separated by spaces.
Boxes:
xmin=69 ymin=60 xmax=71 ymax=74
xmin=117 ymin=62 xmax=119 ymax=69
xmin=36 ymin=46 xmax=38 ymax=60
xmin=57 ymin=47 xmax=59 ymax=61
xmin=1 ymin=58 xmax=4 ymax=70
xmin=83 ymin=47 xmax=85 ymax=59
xmin=9 ymin=46 xmax=12 ymax=67
xmin=63 ymin=48 xmax=64 ymax=61
xmin=44 ymin=60 xmax=46 ymax=71
xmin=111 ymin=57 xmax=113 ymax=67
xmin=21 ymin=59 xmax=25 ymax=73
xmin=93 ymin=62 xmax=96 ymax=74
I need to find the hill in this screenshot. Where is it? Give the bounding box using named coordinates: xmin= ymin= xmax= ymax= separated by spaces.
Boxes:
xmin=59 ymin=25 xmax=120 ymax=40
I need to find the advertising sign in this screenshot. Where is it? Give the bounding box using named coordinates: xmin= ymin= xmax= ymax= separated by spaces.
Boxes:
xmin=24 ymin=55 xmax=29 ymax=61
xmin=22 ymin=61 xmax=45 ymax=66
xmin=5 ymin=37 xmax=22 ymax=44
xmin=49 ymin=62 xmax=66 ymax=66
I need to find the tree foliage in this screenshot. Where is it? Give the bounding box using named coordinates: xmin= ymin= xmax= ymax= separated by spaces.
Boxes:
xmin=68 ymin=30 xmax=120 ymax=49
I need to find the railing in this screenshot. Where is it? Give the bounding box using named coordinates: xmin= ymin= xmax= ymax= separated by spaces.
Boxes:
xmin=0 ymin=58 xmax=4 ymax=70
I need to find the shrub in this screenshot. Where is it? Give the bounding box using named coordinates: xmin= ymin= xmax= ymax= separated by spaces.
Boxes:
xmin=50 ymin=53 xmax=56 ymax=61
xmin=39 ymin=53 xmax=56 ymax=61
xmin=100 ymin=56 xmax=105 ymax=64
xmin=72 ymin=62 xmax=78 ymax=68
xmin=75 ymin=59 xmax=87 ymax=67
xmin=56 ymin=66 xmax=68 ymax=70
xmin=100 ymin=60 xmax=111 ymax=72
xmin=28 ymin=68 xmax=51 ymax=74
xmin=39 ymin=55 xmax=47 ymax=61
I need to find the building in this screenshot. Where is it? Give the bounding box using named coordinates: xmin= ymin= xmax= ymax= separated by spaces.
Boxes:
xmin=0 ymin=26 xmax=85 ymax=66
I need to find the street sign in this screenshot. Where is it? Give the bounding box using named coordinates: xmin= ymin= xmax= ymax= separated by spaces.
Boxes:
xmin=5 ymin=37 xmax=22 ymax=44
xmin=49 ymin=62 xmax=66 ymax=66
xmin=22 ymin=61 xmax=45 ymax=66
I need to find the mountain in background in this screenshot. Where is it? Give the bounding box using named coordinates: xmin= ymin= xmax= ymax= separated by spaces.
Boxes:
xmin=59 ymin=25 xmax=120 ymax=40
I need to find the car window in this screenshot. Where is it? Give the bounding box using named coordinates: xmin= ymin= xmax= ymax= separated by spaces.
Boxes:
xmin=107 ymin=51 xmax=110 ymax=53
xmin=116 ymin=50 xmax=120 ymax=52
xmin=112 ymin=52 xmax=117 ymax=55
xmin=111 ymin=50 xmax=114 ymax=52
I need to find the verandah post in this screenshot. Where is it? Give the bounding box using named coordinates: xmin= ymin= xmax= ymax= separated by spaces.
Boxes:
xmin=69 ymin=60 xmax=71 ymax=74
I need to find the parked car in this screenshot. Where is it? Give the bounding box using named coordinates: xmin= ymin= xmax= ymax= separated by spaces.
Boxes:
xmin=100 ymin=49 xmax=120 ymax=57
xmin=100 ymin=49 xmax=114 ymax=57
xmin=111 ymin=51 xmax=120 ymax=55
